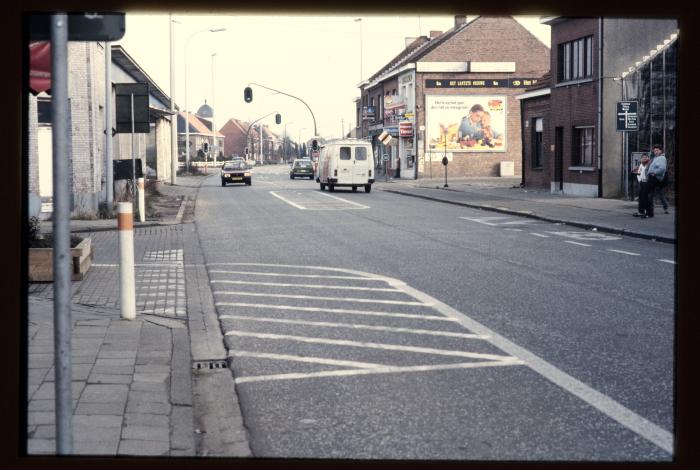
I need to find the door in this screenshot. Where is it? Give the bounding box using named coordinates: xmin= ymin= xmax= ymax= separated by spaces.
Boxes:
xmin=554 ymin=127 xmax=563 ymax=191
xmin=353 ymin=146 xmax=370 ymax=184
xmin=337 ymin=146 xmax=353 ymax=183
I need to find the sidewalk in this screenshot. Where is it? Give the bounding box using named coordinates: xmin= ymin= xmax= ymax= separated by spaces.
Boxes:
xmin=375 ymin=175 xmax=676 ymax=244
xmin=26 ymin=174 xmax=251 ymax=456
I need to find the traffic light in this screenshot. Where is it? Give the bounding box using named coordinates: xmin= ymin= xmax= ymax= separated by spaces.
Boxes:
xmin=203 ymin=142 xmax=209 ymax=154
xmin=312 ymin=139 xmax=318 ymax=151
xmin=244 ymin=147 xmax=249 ymax=156
xmin=244 ymin=87 xmax=253 ymax=103
xmin=275 ymin=113 xmax=281 ymax=125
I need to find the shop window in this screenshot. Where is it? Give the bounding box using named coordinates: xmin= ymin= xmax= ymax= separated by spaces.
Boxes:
xmin=572 ymin=126 xmax=594 ymax=167
xmin=532 ymin=118 xmax=543 ymax=168
xmin=557 ymin=36 xmax=593 ymax=83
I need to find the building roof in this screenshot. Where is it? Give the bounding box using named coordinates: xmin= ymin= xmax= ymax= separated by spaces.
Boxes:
xmin=197 ymin=101 xmax=213 ymax=118
xmin=620 ymin=31 xmax=679 ymax=80
xmin=179 ymin=112 xmax=224 ymax=138
xmin=111 ymin=45 xmax=177 ymax=117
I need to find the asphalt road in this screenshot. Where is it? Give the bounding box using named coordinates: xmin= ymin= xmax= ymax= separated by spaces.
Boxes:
xmin=193 ymin=164 xmax=675 ymax=460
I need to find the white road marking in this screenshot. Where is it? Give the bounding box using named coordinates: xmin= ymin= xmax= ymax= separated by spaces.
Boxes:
xmin=229 ymin=350 xmax=383 ymax=369
xmin=397 ymin=280 xmax=674 ymax=454
xmin=220 ymin=314 xmax=487 ymax=339
xmin=564 ymin=241 xmax=592 ymax=247
xmin=607 ymin=249 xmax=640 ymax=256
xmin=546 ymin=231 xmax=621 ymax=241
xmin=207 ymin=270 xmax=375 ymax=281
xmin=234 ymin=359 xmax=523 ymax=384
xmin=657 ymin=259 xmax=676 ymax=265
xmin=269 ymin=190 xmax=307 ymax=209
xmin=317 ymin=192 xmax=370 ymax=209
xmin=210 ymin=280 xmax=398 ymax=292
xmin=501 ymin=220 xmax=531 ymax=225
xmin=529 ymin=233 xmax=550 ymax=238
xmin=225 ymin=330 xmax=516 ymax=362
xmin=214 ymin=291 xmax=428 ymax=306
xmin=504 ymin=228 xmax=523 ymax=232
xmin=215 ymin=302 xmax=457 ymax=322
xmin=459 ymin=216 xmax=514 ymax=226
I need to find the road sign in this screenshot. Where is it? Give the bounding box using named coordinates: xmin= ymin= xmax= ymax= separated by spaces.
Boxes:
xmin=616 ymin=101 xmax=638 ymax=131
xmin=382 ymin=154 xmax=389 ymax=162
xmin=115 ymin=83 xmax=150 ymax=133
xmin=378 ymin=131 xmax=393 ymax=145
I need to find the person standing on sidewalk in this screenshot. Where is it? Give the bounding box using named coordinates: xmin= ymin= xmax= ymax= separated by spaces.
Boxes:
xmin=633 ymin=154 xmax=651 ymax=217
xmin=649 ymin=145 xmax=670 ymax=214
xmin=395 ymin=155 xmax=401 ymax=179
xmin=645 ymin=144 xmax=668 ymax=218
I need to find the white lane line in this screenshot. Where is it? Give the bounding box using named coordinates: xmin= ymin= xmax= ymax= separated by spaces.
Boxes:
xmin=234 ymin=359 xmax=524 ymax=385
xmin=229 ymin=350 xmax=383 ymax=369
xmin=564 ymin=241 xmax=592 ymax=247
xmin=269 ymin=191 xmax=307 ymax=210
xmin=207 ymin=270 xmax=376 ymax=281
xmin=210 ymin=280 xmax=398 ymax=292
xmin=220 ymin=314 xmax=487 ymax=339
xmin=225 ymin=330 xmax=516 ymax=362
xmin=657 ymin=259 xmax=676 ymax=265
xmin=529 ymin=233 xmax=550 ymax=238
xmin=501 ymin=220 xmax=531 ymax=225
xmin=607 ymin=249 xmax=640 ymax=256
xmin=215 ymin=302 xmax=457 ymax=322
xmin=396 ymin=281 xmax=674 ymax=454
xmin=317 ymin=192 xmax=370 ymax=209
xmin=504 ymin=228 xmax=523 ymax=232
xmin=214 ymin=291 xmax=428 ymax=306
xmin=459 ymin=216 xmax=512 ymax=226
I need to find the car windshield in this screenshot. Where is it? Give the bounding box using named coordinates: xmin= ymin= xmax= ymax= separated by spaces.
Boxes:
xmin=223 ymin=162 xmax=245 ymax=170
xmin=295 ymin=161 xmax=312 ymax=168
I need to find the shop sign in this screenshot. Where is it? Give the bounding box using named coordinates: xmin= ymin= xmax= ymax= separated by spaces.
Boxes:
xmin=399 ymin=121 xmax=413 ymax=137
xmin=362 ymin=106 xmax=375 ymax=120
xmin=425 ymin=78 xmax=540 ymax=88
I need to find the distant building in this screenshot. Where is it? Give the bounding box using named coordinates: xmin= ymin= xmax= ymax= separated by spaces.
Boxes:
xmin=178 ymin=102 xmax=224 ymax=165
xmin=518 ymin=17 xmax=678 ymax=198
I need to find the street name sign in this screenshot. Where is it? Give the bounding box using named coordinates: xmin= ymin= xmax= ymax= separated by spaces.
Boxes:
xmin=616 ymin=101 xmax=638 ymax=131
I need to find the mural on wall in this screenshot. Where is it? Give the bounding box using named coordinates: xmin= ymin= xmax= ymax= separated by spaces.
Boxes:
xmin=425 ymin=95 xmax=506 ymax=152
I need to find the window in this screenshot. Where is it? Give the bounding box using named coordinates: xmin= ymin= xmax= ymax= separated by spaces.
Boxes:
xmin=573 ymin=126 xmax=594 ymax=166
xmin=392 ymin=89 xmax=396 ymax=95
xmin=532 ymin=118 xmax=543 ymax=168
xmin=37 ymin=98 xmax=52 ymax=124
xmin=340 ymin=147 xmax=351 ymax=160
xmin=557 ymin=36 xmax=593 ymax=82
xmin=355 ymin=147 xmax=367 ymax=160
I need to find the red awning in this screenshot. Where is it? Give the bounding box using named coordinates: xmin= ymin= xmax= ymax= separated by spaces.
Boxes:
xmin=29 ymin=41 xmax=51 ymax=95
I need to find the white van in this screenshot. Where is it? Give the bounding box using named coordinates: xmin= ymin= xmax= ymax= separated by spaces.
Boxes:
xmin=316 ymin=139 xmax=375 ymax=193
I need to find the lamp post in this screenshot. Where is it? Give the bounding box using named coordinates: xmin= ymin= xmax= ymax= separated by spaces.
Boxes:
xmin=284 ymin=122 xmax=294 ymax=163
xmin=169 ymin=15 xmax=179 ymax=185
xmin=354 ymin=18 xmax=363 ymax=83
xmin=211 ymin=52 xmax=218 ymax=166
xmin=298 ymin=128 xmax=306 ymax=158
xmin=184 ymin=27 xmax=226 ymax=173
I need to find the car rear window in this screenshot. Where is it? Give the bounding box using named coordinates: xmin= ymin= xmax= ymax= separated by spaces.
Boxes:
xmin=355 ymin=147 xmax=367 ymax=161
xmin=340 ymin=147 xmax=351 ymax=160
xmin=295 ymin=161 xmax=312 ymax=168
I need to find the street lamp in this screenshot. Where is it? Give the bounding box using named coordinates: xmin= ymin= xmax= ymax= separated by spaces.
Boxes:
xmin=284 ymin=122 xmax=294 ymax=163
xmin=184 ymin=26 xmax=226 ymax=172
xmin=298 ymin=127 xmax=306 ymax=157
xmin=211 ymin=52 xmax=217 ymax=166
xmin=354 ymin=18 xmax=363 ymax=83
xmin=169 ymin=15 xmax=179 ymax=185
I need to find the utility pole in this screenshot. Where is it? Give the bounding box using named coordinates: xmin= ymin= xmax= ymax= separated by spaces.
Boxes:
xmin=169 ymin=15 xmax=177 ymax=184
xmin=105 ymin=41 xmax=113 ymax=206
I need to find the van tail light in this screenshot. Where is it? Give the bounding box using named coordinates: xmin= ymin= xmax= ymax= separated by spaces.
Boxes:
xmin=369 ymin=170 xmax=372 ymax=177
xmin=334 ymin=169 xmax=337 ymax=176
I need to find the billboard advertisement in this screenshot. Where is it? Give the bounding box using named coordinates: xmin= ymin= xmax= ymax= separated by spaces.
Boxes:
xmin=425 ymin=95 xmax=506 ymax=152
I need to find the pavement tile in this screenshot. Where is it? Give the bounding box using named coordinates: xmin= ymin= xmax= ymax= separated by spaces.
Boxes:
xmin=128 ymin=390 xmax=170 ymax=403
xmin=118 ymin=439 xmax=170 ymax=456
xmin=31 ymin=424 xmax=56 ymax=439
xmin=121 ymin=424 xmax=170 ymax=442
xmin=73 ymin=440 xmax=120 ymax=455
xmin=125 ymin=412 xmax=169 ymax=428
xmin=27 ymin=411 xmax=55 ymax=426
xmin=74 ymin=402 xmax=126 ymax=415
xmin=90 ymin=365 xmax=134 ymax=375
xmin=79 ymin=384 xmax=129 ymax=403
xmin=130 ymin=381 xmax=169 ymax=393
xmin=125 ymin=401 xmax=171 ymax=415
xmin=27 ymin=438 xmax=56 ymax=454
xmin=87 ymin=374 xmax=133 ymax=384
xmin=133 ymin=372 xmax=170 ymax=384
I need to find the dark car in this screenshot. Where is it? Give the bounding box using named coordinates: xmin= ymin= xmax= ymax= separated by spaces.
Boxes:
xmin=221 ymin=160 xmax=252 ymax=186
xmin=290 ymin=159 xmax=314 ymax=179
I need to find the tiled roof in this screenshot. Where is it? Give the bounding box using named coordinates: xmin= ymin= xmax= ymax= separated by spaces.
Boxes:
xmin=180 ymin=112 xmax=224 ymax=137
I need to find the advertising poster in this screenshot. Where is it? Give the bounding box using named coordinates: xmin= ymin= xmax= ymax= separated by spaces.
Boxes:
xmin=425 ymin=95 xmax=506 ymax=152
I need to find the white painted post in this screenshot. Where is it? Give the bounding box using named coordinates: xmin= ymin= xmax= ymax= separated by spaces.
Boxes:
xmin=118 ymin=202 xmax=136 ymax=320
xmin=137 ymin=177 xmax=145 ymax=222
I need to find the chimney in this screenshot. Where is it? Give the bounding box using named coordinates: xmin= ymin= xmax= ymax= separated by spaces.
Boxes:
xmin=455 ymin=15 xmax=467 ymax=27
xmin=429 ymin=30 xmax=442 ymax=39
xmin=405 ymin=37 xmax=418 ymax=48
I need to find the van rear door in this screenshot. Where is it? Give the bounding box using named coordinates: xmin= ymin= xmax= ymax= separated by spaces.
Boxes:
xmin=337 ymin=146 xmax=353 ymax=183
xmin=353 ymin=146 xmax=370 ymax=184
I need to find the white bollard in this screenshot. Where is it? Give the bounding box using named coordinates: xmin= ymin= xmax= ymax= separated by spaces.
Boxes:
xmin=118 ymin=202 xmax=136 ymax=320
xmin=137 ymin=177 xmax=145 ymax=223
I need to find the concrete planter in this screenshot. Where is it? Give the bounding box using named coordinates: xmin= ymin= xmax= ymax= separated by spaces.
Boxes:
xmin=28 ymin=237 xmax=93 ymax=282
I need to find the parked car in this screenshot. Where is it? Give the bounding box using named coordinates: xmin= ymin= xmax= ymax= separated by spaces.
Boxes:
xmin=221 ymin=160 xmax=252 ymax=186
xmin=290 ymin=159 xmax=314 ymax=179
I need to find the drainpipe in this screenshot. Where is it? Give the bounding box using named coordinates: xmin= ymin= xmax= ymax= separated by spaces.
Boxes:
xmin=597 ymin=17 xmax=603 ymax=198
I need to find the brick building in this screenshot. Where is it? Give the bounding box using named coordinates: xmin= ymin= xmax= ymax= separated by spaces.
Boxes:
xmin=357 ymin=16 xmax=550 ymax=179
xmin=518 ymin=18 xmax=678 ymax=198
xmin=178 ymin=107 xmax=224 ymax=166
xmin=27 ymin=43 xmax=176 ymax=219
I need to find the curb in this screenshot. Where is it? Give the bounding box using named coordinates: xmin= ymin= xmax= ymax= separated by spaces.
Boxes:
xmin=382 ymin=189 xmax=676 ymax=245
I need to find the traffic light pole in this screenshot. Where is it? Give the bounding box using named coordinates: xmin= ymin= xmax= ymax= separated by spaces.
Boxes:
xmin=245 ymin=111 xmax=279 ymax=163
xmin=247 ymin=82 xmax=317 ymax=137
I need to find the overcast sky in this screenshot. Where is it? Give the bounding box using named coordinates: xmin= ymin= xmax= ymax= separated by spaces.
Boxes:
xmin=115 ymin=13 xmax=550 ymax=143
